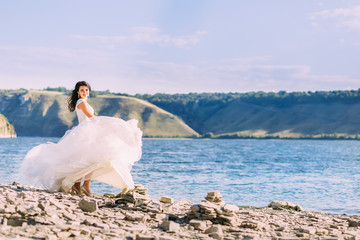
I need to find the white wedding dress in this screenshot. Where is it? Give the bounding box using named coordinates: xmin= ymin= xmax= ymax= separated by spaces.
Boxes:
xmin=20 ymin=99 xmax=142 ymax=192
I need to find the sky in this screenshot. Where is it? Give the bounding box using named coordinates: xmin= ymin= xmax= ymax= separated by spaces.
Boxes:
xmin=0 ymin=0 xmax=359 ymax=94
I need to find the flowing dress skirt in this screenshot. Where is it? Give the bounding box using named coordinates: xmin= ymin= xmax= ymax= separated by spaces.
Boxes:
xmin=20 ymin=116 xmax=142 ymax=192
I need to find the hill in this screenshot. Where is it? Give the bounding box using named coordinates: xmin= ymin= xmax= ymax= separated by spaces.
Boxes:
xmin=0 ymin=90 xmax=198 ymax=138
xmin=136 ymin=90 xmax=360 ymax=139
xmin=0 ymin=114 xmax=16 ymax=138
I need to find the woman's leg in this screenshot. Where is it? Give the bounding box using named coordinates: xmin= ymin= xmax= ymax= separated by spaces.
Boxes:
xmin=82 ymin=172 xmax=93 ymax=194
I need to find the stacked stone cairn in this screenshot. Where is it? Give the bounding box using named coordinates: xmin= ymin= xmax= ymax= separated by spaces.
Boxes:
xmin=187 ymin=190 xmax=241 ymax=227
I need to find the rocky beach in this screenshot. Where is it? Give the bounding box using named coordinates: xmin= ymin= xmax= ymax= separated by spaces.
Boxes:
xmin=0 ymin=182 xmax=359 ymax=240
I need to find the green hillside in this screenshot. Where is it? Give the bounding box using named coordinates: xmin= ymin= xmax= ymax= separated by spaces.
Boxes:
xmin=0 ymin=114 xmax=16 ymax=138
xmin=0 ymin=90 xmax=198 ymax=138
xmin=137 ymin=90 xmax=360 ymax=139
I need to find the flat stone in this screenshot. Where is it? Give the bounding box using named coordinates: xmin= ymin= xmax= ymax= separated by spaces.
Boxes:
xmin=179 ymin=232 xmax=193 ymax=238
xmin=159 ymin=220 xmax=181 ymax=233
xmin=205 ymin=225 xmax=223 ymax=239
xmin=223 ymin=204 xmax=240 ymax=213
xmin=56 ymin=231 xmax=72 ymax=238
xmin=125 ymin=212 xmax=145 ymax=222
xmin=189 ymin=219 xmax=207 ymax=231
xmin=199 ymin=201 xmax=221 ymax=211
xmin=160 ymin=196 xmax=174 ymax=204
xmin=299 ymin=226 xmax=316 ymax=234
xmin=49 ymin=199 xmax=66 ymax=210
xmin=136 ymin=234 xmax=155 ymax=240
xmin=207 ymin=191 xmax=222 ymax=198
xmin=240 ymin=221 xmax=258 ymax=229
xmin=268 ymin=201 xmax=302 ymax=211
xmin=103 ymin=193 xmax=116 ymax=198
xmin=152 ymin=213 xmax=168 ymax=221
xmin=279 ymin=237 xmax=302 ymax=240
xmin=316 ymin=228 xmax=329 ymax=235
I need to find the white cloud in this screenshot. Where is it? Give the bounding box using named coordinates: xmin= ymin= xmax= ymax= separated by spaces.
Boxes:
xmin=311 ymin=5 xmax=360 ymax=30
xmin=71 ymin=27 xmax=207 ymax=48
xmin=0 ymin=45 xmax=358 ymax=94
xmin=128 ymin=59 xmax=360 ymax=93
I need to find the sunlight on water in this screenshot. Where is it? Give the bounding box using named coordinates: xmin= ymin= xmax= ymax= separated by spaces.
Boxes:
xmin=1 ymin=137 xmax=359 ymax=214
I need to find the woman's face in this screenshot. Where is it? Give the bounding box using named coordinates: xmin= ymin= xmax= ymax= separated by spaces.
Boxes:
xmin=78 ymin=86 xmax=90 ymax=99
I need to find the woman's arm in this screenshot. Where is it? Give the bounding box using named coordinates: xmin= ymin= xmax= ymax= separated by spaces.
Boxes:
xmin=77 ymin=102 xmax=94 ymax=118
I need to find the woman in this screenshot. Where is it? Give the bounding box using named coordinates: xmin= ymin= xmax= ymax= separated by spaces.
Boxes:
xmin=20 ymin=81 xmax=142 ymax=196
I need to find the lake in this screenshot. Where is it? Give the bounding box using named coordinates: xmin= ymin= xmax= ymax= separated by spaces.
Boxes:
xmin=0 ymin=137 xmax=359 ymax=215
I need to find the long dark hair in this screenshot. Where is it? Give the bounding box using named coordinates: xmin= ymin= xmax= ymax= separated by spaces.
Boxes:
xmin=67 ymin=81 xmax=92 ymax=112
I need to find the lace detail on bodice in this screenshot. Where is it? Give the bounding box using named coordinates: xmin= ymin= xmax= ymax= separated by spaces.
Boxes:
xmin=75 ymin=99 xmax=94 ymax=123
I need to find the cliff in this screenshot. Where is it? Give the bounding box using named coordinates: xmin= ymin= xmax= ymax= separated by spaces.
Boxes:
xmin=0 ymin=114 xmax=16 ymax=138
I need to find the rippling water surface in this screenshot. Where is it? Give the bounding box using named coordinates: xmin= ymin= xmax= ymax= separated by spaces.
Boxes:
xmin=1 ymin=137 xmax=359 ymax=214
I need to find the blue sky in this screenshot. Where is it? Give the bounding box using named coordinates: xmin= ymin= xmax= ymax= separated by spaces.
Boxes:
xmin=0 ymin=0 xmax=359 ymax=94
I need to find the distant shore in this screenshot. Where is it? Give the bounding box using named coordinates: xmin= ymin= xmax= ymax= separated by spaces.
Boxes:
xmin=0 ymin=182 xmax=359 ymax=239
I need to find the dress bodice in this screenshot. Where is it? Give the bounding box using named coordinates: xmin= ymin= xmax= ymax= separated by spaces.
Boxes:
xmin=75 ymin=99 xmax=94 ymax=123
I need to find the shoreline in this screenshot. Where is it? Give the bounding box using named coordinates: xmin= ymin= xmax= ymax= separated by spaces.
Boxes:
xmin=4 ymin=135 xmax=360 ymax=141
xmin=0 ymin=182 xmax=359 ymax=239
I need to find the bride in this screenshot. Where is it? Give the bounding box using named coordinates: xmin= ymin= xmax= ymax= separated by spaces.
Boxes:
xmin=20 ymin=81 xmax=142 ymax=196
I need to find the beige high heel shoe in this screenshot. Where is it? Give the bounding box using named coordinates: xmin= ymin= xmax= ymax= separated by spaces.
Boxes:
xmin=80 ymin=186 xmax=91 ymax=196
xmin=70 ymin=185 xmax=84 ymax=196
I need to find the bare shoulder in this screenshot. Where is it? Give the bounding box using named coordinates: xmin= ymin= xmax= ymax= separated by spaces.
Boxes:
xmin=77 ymin=101 xmax=86 ymax=109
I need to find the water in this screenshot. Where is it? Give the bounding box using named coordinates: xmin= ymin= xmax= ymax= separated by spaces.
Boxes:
xmin=0 ymin=137 xmax=359 ymax=215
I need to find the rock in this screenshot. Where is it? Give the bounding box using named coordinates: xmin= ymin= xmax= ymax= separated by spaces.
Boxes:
xmin=299 ymin=226 xmax=316 ymax=234
xmin=56 ymin=231 xmax=72 ymax=238
xmin=79 ymin=199 xmax=98 ymax=212
xmin=348 ymin=219 xmax=360 ymax=227
xmin=189 ymin=219 xmax=207 ymax=231
xmin=199 ymin=201 xmax=221 ymax=211
xmin=125 ymin=212 xmax=146 ymax=222
xmin=160 ymin=196 xmax=174 ymax=204
xmin=205 ymin=191 xmax=223 ymax=204
xmin=159 ymin=220 xmax=181 ymax=233
xmin=7 ymin=218 xmax=25 ymax=227
xmin=268 ymin=201 xmax=302 ymax=211
xmin=240 ymin=221 xmax=259 ymax=229
xmin=49 ymin=199 xmax=66 ymax=210
xmin=216 ymin=214 xmax=238 ymax=226
xmin=144 ymin=200 xmax=163 ymax=213
xmin=151 ymin=213 xmax=168 ymax=221
xmin=136 ymin=234 xmax=155 ymax=240
xmin=316 ymin=228 xmax=329 ymax=235
xmin=179 ymin=232 xmax=193 ymax=238
xmin=38 ymin=200 xmax=50 ymax=211
xmin=205 ymin=225 xmax=223 ymax=239
xmin=158 ymin=235 xmax=178 ymax=240
xmin=116 ymin=191 xmax=151 ymax=205
xmin=195 ymin=233 xmax=210 ymax=239
xmin=223 ymin=204 xmax=239 ymax=213
xmin=103 ymin=193 xmax=116 ymax=198
xmin=190 ymin=204 xmax=200 ymax=212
